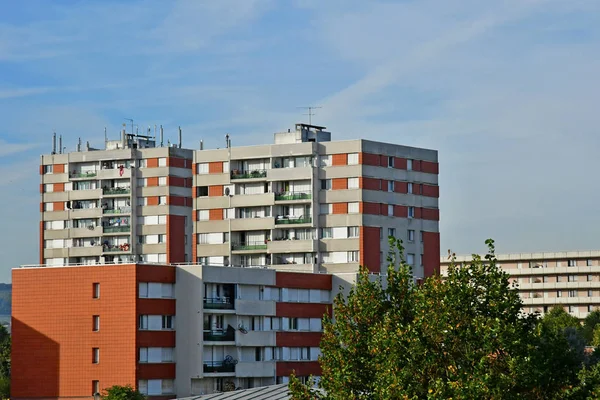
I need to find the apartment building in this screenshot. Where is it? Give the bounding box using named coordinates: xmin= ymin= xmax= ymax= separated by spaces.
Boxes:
xmin=11 ymin=263 xmax=332 ymax=399
xmin=192 ymin=123 xmax=440 ymax=279
xmin=441 ymin=250 xmax=600 ymax=319
xmin=39 ymin=131 xmax=193 ymax=266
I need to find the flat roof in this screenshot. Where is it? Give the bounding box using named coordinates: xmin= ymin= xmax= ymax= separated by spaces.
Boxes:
xmin=441 ymin=250 xmax=600 ymax=264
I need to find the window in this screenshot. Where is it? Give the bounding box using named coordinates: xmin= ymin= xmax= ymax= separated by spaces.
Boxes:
xmin=588 ymin=260 xmax=594 ymax=267
xmin=569 ymin=290 xmax=576 ymax=298
xmin=93 ymin=316 xmax=100 ymax=332
xmin=92 ymin=348 xmax=99 ymax=364
xmin=568 ymin=275 xmax=577 ymax=282
xmin=44 ymin=203 xmax=54 ymax=212
xmin=319 ymin=204 xmax=332 ymax=215
xmin=380 ymin=227 xmax=383 ymax=239
xmin=388 ymin=204 xmax=393 ymax=216
xmin=348 ymin=202 xmax=359 ymax=213
xmin=137 ymin=178 xmax=146 ymax=187
xmin=347 ymin=227 xmax=359 ymax=238
xmin=159 ymin=196 xmax=167 ymax=205
xmin=557 ymin=291 xmax=563 ymax=298
xmin=320 ymin=179 xmax=332 ymax=190
xmin=347 ymin=251 xmax=359 ymax=262
xmin=569 ymin=305 xmax=574 ymax=313
xmin=407 ymin=183 xmax=413 ymax=194
xmin=44 ymin=165 xmax=53 ymax=174
xmin=197 ymin=186 xmax=208 ymax=197
xmin=557 ymin=276 xmax=562 ymax=282
xmin=543 ymin=276 xmax=549 ymax=283
xmin=388 ymin=228 xmax=396 ymax=238
xmin=138 ymin=159 xmax=148 ymax=168
xmin=348 ymin=178 xmax=359 ymax=189
xmin=320 ymin=228 xmax=332 ymax=239
xmin=320 ymin=155 xmax=332 ymax=167
xmin=158 ymin=158 xmax=167 ymax=167
xmin=93 ymin=283 xmax=100 ymax=299
xmin=568 ymin=260 xmax=577 ymax=267
xmin=407 ymin=159 xmax=413 ymax=170
xmin=92 ymin=380 xmax=100 ymax=396
xmin=388 ymin=181 xmax=394 ymax=192
xmin=289 ymin=317 xmax=298 ymax=330
xmin=162 ymin=316 xmax=175 ymax=330
xmin=44 ymin=183 xmax=53 ymax=193
xmin=301 ymin=347 xmax=310 ymax=360
xmin=348 ymin=153 xmax=359 ymax=165
xmin=589 ymin=305 xmax=595 ymax=312
xmin=588 ymin=275 xmax=593 ymax=282
xmin=408 ymin=207 xmax=415 ymax=218
xmin=388 ymin=156 xmax=394 ymax=168
xmin=255 ymin=347 xmax=263 ymax=361
xmin=407 ymin=254 xmax=415 ymax=265
xmin=588 ymin=290 xmax=593 ymax=297
xmin=197 ymin=163 xmax=209 ymax=174
xmin=198 ymin=210 xmax=209 ymax=221
xmin=158 ymin=177 xmax=167 ymax=186
xmin=158 ymin=234 xmax=166 ymax=243
xmin=408 ymin=230 xmax=415 ymax=242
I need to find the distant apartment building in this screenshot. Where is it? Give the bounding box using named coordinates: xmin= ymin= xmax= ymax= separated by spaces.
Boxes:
xmin=39 ymin=131 xmax=193 ymax=266
xmin=12 ymin=263 xmax=331 ymax=399
xmin=441 ymin=251 xmax=600 ymax=319
xmin=192 ymin=123 xmax=440 ymax=279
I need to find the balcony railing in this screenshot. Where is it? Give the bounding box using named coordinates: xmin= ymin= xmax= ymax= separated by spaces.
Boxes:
xmin=204 ymin=297 xmax=234 ymax=310
xmin=103 ymin=207 xmax=132 ymax=214
xmin=70 ymin=172 xmax=97 ymax=178
xmin=231 ymin=242 xmax=267 ymax=251
xmin=203 ymin=359 xmax=236 ymax=373
xmin=275 ymin=216 xmax=312 ymax=225
xmin=231 ymin=170 xmax=267 ymax=180
xmin=203 ymin=329 xmax=235 ymax=342
xmin=102 ymin=187 xmax=131 ymax=195
xmin=275 ymin=192 xmax=312 ymax=201
xmin=103 ymin=225 xmax=131 ymax=233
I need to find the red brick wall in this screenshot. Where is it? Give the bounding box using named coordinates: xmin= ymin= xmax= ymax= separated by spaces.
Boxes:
xmin=146 ymin=177 xmax=159 ymax=187
xmin=423 ymin=231 xmax=441 ymax=277
xmin=331 ymin=178 xmax=348 ymax=190
xmin=276 ymin=303 xmax=330 ymax=318
xmin=362 ymin=202 xmax=380 ymax=215
xmin=146 ymin=158 xmax=159 ymax=168
xmin=54 ymin=164 xmax=65 ymax=174
xmin=167 ymin=176 xmax=186 ymax=187
xmin=275 ymin=272 xmax=332 ymax=289
xmin=208 ymin=162 xmax=223 ymax=174
xmin=361 ymin=177 xmax=381 ymax=191
xmin=331 ymin=154 xmax=347 ymax=166
xmin=276 ymin=361 xmax=321 ymax=377
xmin=332 ymin=203 xmax=348 ymax=214
xmin=421 ymin=208 xmax=440 ymax=221
xmin=12 ymin=265 xmax=137 ymax=399
xmin=208 ymin=185 xmax=223 ymax=196
xmin=146 ymin=196 xmax=159 ymax=206
xmin=394 ymin=205 xmax=408 ymax=218
xmin=54 ymin=183 xmax=64 ymax=192
xmin=360 ymin=226 xmax=381 ymax=273
xmin=394 ymin=157 xmax=407 ymax=169
xmin=167 ymin=157 xmax=190 ymax=169
xmin=395 ymin=181 xmax=408 ymax=193
xmin=137 ymin=299 xmax=176 ymax=315
xmin=138 ymin=363 xmax=176 ymax=380
xmin=209 ymin=209 xmax=223 ymax=220
xmin=166 ymin=215 xmax=186 ymax=263
xmin=276 ymin=332 xmax=322 ymax=347
xmin=54 ymin=201 xmax=65 ymax=211
xmin=422 ymin=184 xmax=439 ymax=197
xmin=421 ymin=161 xmax=439 ymax=174
xmin=361 ymin=153 xmax=381 ymax=166
xmin=136 ymin=265 xmax=175 ymax=283
xmin=137 ymin=331 xmax=175 ymax=348
xmin=168 ymin=196 xmax=187 ymax=207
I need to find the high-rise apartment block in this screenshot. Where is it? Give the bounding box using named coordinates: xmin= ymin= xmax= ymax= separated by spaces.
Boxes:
xmin=441 ymin=251 xmax=600 ymax=319
xmin=14 ymin=123 xmax=441 ymax=399
xmin=39 ymin=131 xmax=193 ymax=266
xmin=192 ymin=124 xmax=440 ymax=277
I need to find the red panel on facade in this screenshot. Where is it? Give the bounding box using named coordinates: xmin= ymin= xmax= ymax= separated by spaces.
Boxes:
xmin=331 ymin=154 xmax=348 ymax=166
xmin=208 ymin=162 xmax=223 ymax=174
xmin=421 ymin=161 xmax=439 ymax=174
xmin=361 ymin=153 xmax=381 ymax=166
xmin=147 ymin=196 xmax=159 ymax=206
xmin=12 ymin=265 xmax=138 ymax=399
xmin=423 ymin=231 xmax=441 ymax=277
xmin=360 ymin=226 xmax=381 ymax=273
xmin=136 ymin=265 xmax=175 ymax=283
xmin=137 ymin=331 xmax=176 ymax=348
xmin=168 ymin=196 xmax=186 ymax=206
xmin=167 ymin=215 xmax=186 ymax=263
xmin=39 ymin=184 xmax=44 ymax=193
xmin=137 ymin=363 xmax=176 ymax=380
xmin=276 ymin=361 xmax=321 ymax=377
xmin=208 ymin=185 xmax=224 ymax=196
xmin=361 ymin=177 xmax=381 ymax=191
xmin=54 ymin=183 xmax=64 ymax=192
xmin=168 ymin=176 xmax=186 ymax=187
xmin=379 ymin=203 xmax=388 ymax=216
xmin=332 ymin=203 xmax=348 ymax=214
xmin=331 ymin=178 xmax=348 ymax=190
xmin=412 ymin=159 xmax=422 ymax=172
xmin=276 ymin=332 xmax=322 ymax=347
xmin=39 ymin=221 xmax=44 ymax=264
xmin=362 ymin=202 xmax=380 ymax=215
xmin=394 ymin=205 xmax=408 ymax=218
xmin=421 ymin=208 xmax=440 ymax=221
xmin=394 ymin=181 xmax=408 ymax=193
xmin=276 ymin=303 xmax=330 ymax=318
xmin=192 ymin=163 xmax=197 ymax=174
xmin=168 ymin=157 xmax=190 ymax=169
xmin=209 ymin=209 xmax=224 ymax=220
xmin=147 ymin=158 xmax=159 ymax=168
xmin=275 ymin=272 xmax=332 ymax=290
xmin=394 ymin=157 xmax=407 ymax=169
xmin=53 ymin=201 xmax=65 ymax=211
xmin=137 ymin=299 xmax=176 ymax=315
xmin=54 ymin=164 xmax=65 ymax=174
xmin=422 ymin=184 xmax=439 ymax=198
xmin=146 ymin=177 xmax=159 ymax=187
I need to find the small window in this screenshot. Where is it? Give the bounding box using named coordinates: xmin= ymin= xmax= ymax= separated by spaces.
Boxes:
xmin=347 ymin=227 xmax=359 ymax=238
xmin=289 ymin=317 xmax=298 ymax=330
xmin=557 ymin=290 xmax=563 ymax=297
xmin=93 ymin=315 xmax=100 ymax=332
xmin=92 ymin=380 xmax=100 ymax=396
xmin=138 ymin=159 xmax=147 ymax=168
xmin=388 ymin=156 xmax=394 ymax=168
xmin=588 ymin=260 xmax=594 ymax=267
xmin=347 ymin=251 xmax=359 ymax=262
xmin=388 ymin=228 xmax=396 ymax=238
xmin=320 ymin=155 xmax=332 ymax=167
xmin=557 ymin=276 xmax=562 ymax=283
xmin=197 ymin=186 xmax=208 ymax=197
xmin=92 ymin=348 xmax=100 ymax=364
xmin=588 ymin=290 xmax=593 ymax=297
xmin=407 ymin=230 xmax=415 ymax=242
xmin=158 ymin=234 xmax=166 ymax=243
xmin=387 ymin=181 xmax=394 ymax=192
xmin=407 ymin=253 xmax=415 ymax=265
xmin=197 ymin=163 xmax=209 ymax=174
xmin=569 ymin=305 xmax=574 ymax=313
xmin=380 ymin=227 xmax=383 ymax=239
xmin=158 ymin=177 xmax=167 ymax=186
xmin=568 ymin=259 xmax=577 ymax=267
xmin=588 ymin=275 xmax=593 ymax=282
xmin=159 ymin=196 xmax=167 ymax=205
xmin=388 ymin=204 xmax=393 ymax=216
xmin=320 ymin=228 xmax=333 ymax=239
xmin=320 ymin=179 xmax=332 ymax=190
xmin=162 ymin=316 xmax=175 ymax=330
xmin=348 ymin=178 xmax=359 ymax=189
xmin=408 ymin=207 xmax=415 ymax=218
xmin=44 ymin=165 xmax=53 ymax=174
xmin=158 ymin=157 xmax=167 ymax=167
xmin=569 ymin=290 xmax=576 ymax=298
xmin=93 ymin=283 xmax=100 ymax=299
xmin=407 ymin=160 xmax=413 ymax=170
xmin=347 ymin=153 xmax=359 ymax=165
xmin=319 ymin=204 xmax=331 ymax=215
xmin=407 ymin=183 xmax=413 ymax=194
xmin=568 ymin=275 xmax=577 ymax=282
xmin=589 ymin=305 xmax=595 ymax=312
xmin=348 ymin=202 xmax=359 ymax=213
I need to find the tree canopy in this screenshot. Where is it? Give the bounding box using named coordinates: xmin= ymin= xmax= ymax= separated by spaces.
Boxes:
xmin=290 ymin=238 xmax=600 ymax=400
xmin=101 ymin=385 xmax=145 ymax=400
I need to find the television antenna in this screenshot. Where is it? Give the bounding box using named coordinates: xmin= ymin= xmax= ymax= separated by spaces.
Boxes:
xmin=297 ymin=106 xmax=322 ymax=125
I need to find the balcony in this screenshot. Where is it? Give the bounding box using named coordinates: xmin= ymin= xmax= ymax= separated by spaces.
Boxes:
xmin=275 ymin=216 xmax=312 ymax=225
xmin=203 ymin=358 xmax=237 ymax=374
xmin=231 ymin=169 xmax=267 ymax=180
xmin=204 ymin=297 xmax=234 ymax=310
xmin=103 ymin=225 xmax=131 ymax=234
xmin=102 ymin=187 xmax=131 ymax=196
xmin=204 ymin=328 xmax=235 ymax=342
xmin=70 ymin=171 xmax=97 ymax=179
xmin=102 ymin=243 xmax=131 ymax=253
xmin=274 ymin=192 xmax=312 ymax=201
xmin=103 ymin=207 xmax=132 ymax=215
xmin=231 ymin=242 xmax=267 ymax=251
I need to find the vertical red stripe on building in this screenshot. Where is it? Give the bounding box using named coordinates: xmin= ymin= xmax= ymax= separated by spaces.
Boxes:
xmin=39 ymin=221 xmax=44 ymax=264
xmin=423 ymin=231 xmax=440 ymax=277
xmin=360 ymin=226 xmax=381 ymax=273
xmin=166 ymin=215 xmax=186 ymax=263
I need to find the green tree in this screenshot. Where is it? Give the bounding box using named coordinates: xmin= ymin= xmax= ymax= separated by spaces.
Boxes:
xmin=542 ymin=306 xmax=581 ymax=335
xmin=582 ymin=311 xmax=600 ymax=344
xmin=101 ymin=385 xmax=145 ymax=400
xmin=290 ymin=238 xmax=589 ymax=400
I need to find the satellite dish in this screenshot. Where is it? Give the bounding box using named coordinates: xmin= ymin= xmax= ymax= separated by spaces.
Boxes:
xmin=224 ymin=187 xmax=231 ymax=196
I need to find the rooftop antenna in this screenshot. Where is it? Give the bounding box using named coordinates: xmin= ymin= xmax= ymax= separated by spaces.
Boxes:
xmin=225 ymin=134 xmax=230 ymax=148
xmin=178 ymin=126 xmax=182 ymax=148
xmin=297 ymin=106 xmax=322 ymax=125
xmin=52 ymin=131 xmax=56 ymax=154
xmin=124 ymin=118 xmax=133 ymax=136
xmin=154 ymin=125 xmax=157 ymax=141
xmin=200 ymin=140 xmax=203 ymax=150
xmin=59 ymin=135 xmax=62 ymax=154
xmin=160 ymin=125 xmax=164 ymax=147
xmin=77 ymin=137 xmax=82 ymax=152
xmin=104 ymin=127 xmax=108 ymax=146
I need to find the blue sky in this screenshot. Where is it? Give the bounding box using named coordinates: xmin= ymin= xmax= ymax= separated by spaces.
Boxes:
xmin=1 ymin=0 xmax=599 ymax=282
